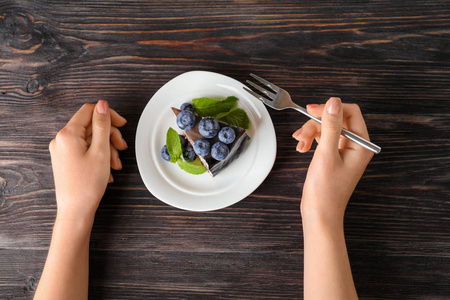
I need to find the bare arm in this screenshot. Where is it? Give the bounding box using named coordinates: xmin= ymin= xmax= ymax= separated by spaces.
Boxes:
xmin=35 ymin=214 xmax=93 ymax=299
xmin=293 ymin=97 xmax=374 ymax=300
xmin=34 ymin=101 xmax=127 ymax=300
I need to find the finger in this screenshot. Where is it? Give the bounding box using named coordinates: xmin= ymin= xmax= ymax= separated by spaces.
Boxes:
xmin=88 ymin=134 xmax=125 ymax=168
xmin=292 ymin=127 xmax=303 ymax=139
xmin=86 ymin=127 xmax=128 ymax=155
xmin=340 ymin=103 xmax=370 ymax=141
xmin=60 ymin=104 xmax=95 ymax=142
xmin=110 ymin=108 xmax=127 ymax=128
xmin=86 ymin=125 xmax=127 ymax=151
xmin=292 ymin=128 xmax=306 ymax=152
xmin=317 ymin=97 xmax=343 ymax=156
xmin=66 ymin=103 xmax=95 ymax=129
xmin=306 ymin=103 xmax=325 ymax=118
xmin=307 ymin=103 xmax=370 ymax=141
xmin=110 ymin=144 xmax=122 ymax=170
xmin=110 ymin=126 xmax=128 ymax=151
xmin=108 ymin=173 xmax=114 ymax=183
xmin=89 ymin=100 xmax=112 ymax=154
xmin=341 ymin=109 xmax=375 ymax=163
xmin=292 ymin=120 xmax=321 ymax=152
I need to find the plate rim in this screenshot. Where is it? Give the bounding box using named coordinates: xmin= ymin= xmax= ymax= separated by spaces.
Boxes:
xmin=135 ymin=70 xmax=277 ymax=211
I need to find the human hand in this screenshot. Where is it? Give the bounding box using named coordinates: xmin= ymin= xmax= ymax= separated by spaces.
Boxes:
xmin=49 ymin=100 xmax=128 ymax=225
xmin=292 ymin=97 xmax=374 ymax=225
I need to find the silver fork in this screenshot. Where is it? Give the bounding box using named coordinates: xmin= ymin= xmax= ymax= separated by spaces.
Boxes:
xmin=244 ymin=73 xmax=381 ymax=154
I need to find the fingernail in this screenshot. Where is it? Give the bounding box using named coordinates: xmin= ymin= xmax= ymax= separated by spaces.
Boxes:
xmin=327 ymin=97 xmax=341 ymax=115
xmin=296 ymin=141 xmax=304 ymax=152
xmin=97 ymin=100 xmax=109 ymax=115
xmin=306 ymin=104 xmax=319 ymax=110
xmin=116 ymin=157 xmax=122 ymax=169
xmin=122 ymin=138 xmax=128 ymax=148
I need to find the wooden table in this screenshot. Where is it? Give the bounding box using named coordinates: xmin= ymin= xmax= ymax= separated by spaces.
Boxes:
xmin=1 ymin=1 xmax=449 ymax=299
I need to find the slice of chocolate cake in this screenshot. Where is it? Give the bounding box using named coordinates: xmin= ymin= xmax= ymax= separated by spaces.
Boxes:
xmin=172 ymin=107 xmax=250 ymax=176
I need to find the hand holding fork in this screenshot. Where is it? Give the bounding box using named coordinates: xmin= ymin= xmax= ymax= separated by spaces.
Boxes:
xmin=244 ymin=73 xmax=381 ymax=154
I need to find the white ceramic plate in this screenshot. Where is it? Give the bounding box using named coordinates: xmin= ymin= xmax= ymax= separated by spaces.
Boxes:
xmin=135 ymin=71 xmax=276 ymax=211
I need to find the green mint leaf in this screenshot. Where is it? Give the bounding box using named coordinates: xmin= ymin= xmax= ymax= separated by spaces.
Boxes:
xmin=193 ymin=96 xmax=238 ymax=117
xmin=166 ymin=127 xmax=182 ymax=163
xmin=217 ymin=108 xmax=250 ymax=129
xmin=177 ymin=157 xmax=207 ymax=175
xmin=223 ymin=95 xmax=239 ymax=103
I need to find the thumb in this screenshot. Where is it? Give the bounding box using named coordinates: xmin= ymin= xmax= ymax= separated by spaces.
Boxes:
xmin=318 ymin=97 xmax=343 ymax=155
xmin=90 ymin=100 xmax=111 ymax=154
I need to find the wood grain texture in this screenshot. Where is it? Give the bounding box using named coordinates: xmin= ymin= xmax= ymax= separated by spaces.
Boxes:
xmin=1 ymin=0 xmax=449 ymax=299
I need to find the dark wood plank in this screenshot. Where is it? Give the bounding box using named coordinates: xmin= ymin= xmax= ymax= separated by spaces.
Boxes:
xmin=1 ymin=0 xmax=449 ymax=299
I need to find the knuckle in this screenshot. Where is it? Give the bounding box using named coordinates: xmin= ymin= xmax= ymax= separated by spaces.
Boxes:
xmin=56 ymin=126 xmax=73 ymax=140
xmin=48 ymin=139 xmax=56 ymax=151
xmin=55 ymin=128 xmax=68 ymax=142
xmin=54 ymin=125 xmax=79 ymax=148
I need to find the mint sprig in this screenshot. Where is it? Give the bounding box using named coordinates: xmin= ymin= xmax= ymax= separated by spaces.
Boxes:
xmin=193 ymin=96 xmax=238 ymax=117
xmin=165 ymin=127 xmax=206 ymax=175
xmin=192 ymin=96 xmax=250 ymax=129
xmin=166 ymin=127 xmax=182 ymax=163
xmin=215 ymin=108 xmax=250 ymax=129
xmin=177 ymin=157 xmax=207 ymax=175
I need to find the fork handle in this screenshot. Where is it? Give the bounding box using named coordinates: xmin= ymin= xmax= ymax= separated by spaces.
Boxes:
xmin=291 ymin=106 xmax=381 ymax=154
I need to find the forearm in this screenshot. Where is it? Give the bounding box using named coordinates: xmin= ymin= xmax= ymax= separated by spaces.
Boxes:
xmin=302 ymin=215 xmax=358 ymax=300
xmin=34 ymin=214 xmax=94 ymax=300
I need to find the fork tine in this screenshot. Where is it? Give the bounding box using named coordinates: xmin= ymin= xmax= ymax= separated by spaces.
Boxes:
xmin=243 ymin=86 xmax=271 ymax=104
xmin=246 ymin=80 xmax=277 ymax=99
xmin=250 ymin=73 xmax=281 ymax=92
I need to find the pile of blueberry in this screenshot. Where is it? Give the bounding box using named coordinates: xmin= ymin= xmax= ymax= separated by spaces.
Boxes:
xmin=174 ymin=102 xmax=236 ymax=161
xmin=193 ymin=117 xmax=234 ymax=161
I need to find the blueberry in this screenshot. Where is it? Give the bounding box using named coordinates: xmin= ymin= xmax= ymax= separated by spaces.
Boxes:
xmin=198 ymin=117 xmax=220 ymax=138
xmin=176 ymin=110 xmax=196 ymax=131
xmin=180 ymin=102 xmax=195 ymax=113
xmin=183 ymin=144 xmax=196 ymax=162
xmin=218 ymin=127 xmax=236 ymax=144
xmin=211 ymin=142 xmax=229 ymax=161
xmin=161 ymin=145 xmax=171 ymax=161
xmin=193 ymin=138 xmax=211 ymax=156
xmin=179 ymin=134 xmax=188 ymax=149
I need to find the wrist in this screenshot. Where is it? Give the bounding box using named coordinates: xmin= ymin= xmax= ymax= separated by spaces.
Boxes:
xmin=301 ymin=207 xmax=345 ymax=234
xmin=55 ymin=209 xmax=96 ymax=234
xmin=300 ymin=194 xmax=347 ymax=227
xmin=54 ymin=194 xmax=101 ymax=229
